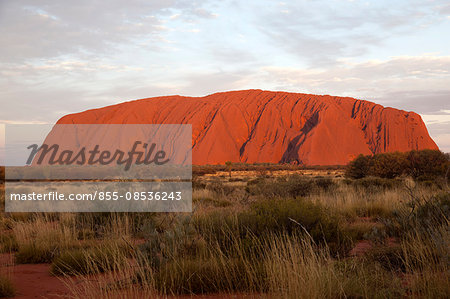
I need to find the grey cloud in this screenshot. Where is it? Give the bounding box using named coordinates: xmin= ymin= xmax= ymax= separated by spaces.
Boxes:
xmin=0 ymin=86 xmax=100 ymax=123
xmin=438 ymin=3 xmax=450 ymax=15
xmin=178 ymin=70 xmax=254 ymax=96
xmin=0 ymin=72 xmax=176 ymax=124
xmin=427 ymin=122 xmax=450 ymax=137
xmin=210 ymin=48 xmax=257 ymax=64
xmin=375 ymin=90 xmax=450 ymax=114
xmin=254 ymin=0 xmax=449 ymax=66
xmin=260 ymin=55 xmax=450 ymax=114
xmin=0 ymin=0 xmax=216 ymax=63
xmin=190 ymin=8 xmax=218 ymax=19
xmin=0 ymin=56 xmax=253 ymax=123
xmin=262 ymin=27 xmax=349 ymax=66
xmin=94 ymin=70 xmax=251 ymax=101
xmin=426 ymin=122 xmax=450 ymax=152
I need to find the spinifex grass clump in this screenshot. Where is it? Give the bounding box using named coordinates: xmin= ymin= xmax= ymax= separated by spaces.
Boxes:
xmin=246 ymin=175 xmax=337 ymax=198
xmin=134 ymin=230 xmax=404 ymax=298
xmin=195 ymin=197 xmax=352 ymax=257
xmin=383 ymin=189 xmax=449 ymax=239
xmin=74 ymin=212 xmax=156 ymax=239
xmin=13 ymin=216 xmax=79 ymax=264
xmin=364 ymin=186 xmax=450 ymax=298
xmin=9 ymin=213 xmax=135 ymax=265
xmin=348 ymin=176 xmax=404 ymax=192
xmin=2 ymin=171 xmax=449 ymax=298
xmin=0 ymin=275 xmax=15 ymax=298
xmin=151 ymin=246 xmax=266 ymax=294
xmin=51 ymin=241 xmax=129 ymax=276
xmin=15 ymin=243 xmax=55 ymax=264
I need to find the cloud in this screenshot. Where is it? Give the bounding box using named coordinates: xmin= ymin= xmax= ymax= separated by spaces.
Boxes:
xmin=432 ymin=134 xmax=450 ymax=152
xmin=376 ymin=90 xmax=450 ymax=115
xmin=0 ymin=0 xmax=217 ymax=63
xmin=179 ymin=70 xmax=254 ymax=96
xmin=0 ymin=0 xmax=448 ymax=151
xmin=260 ymin=55 xmax=450 ymax=112
xmin=421 ymin=114 xmax=450 ymax=125
xmin=254 ymin=0 xmax=449 ymax=65
xmin=210 ymin=48 xmax=257 ymax=64
xmin=438 ymin=3 xmax=450 ymax=16
xmin=423 ymin=121 xmax=450 ymax=152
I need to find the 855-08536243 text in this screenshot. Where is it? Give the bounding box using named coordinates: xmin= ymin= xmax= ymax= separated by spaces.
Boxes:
xmin=9 ymin=191 xmax=183 ymax=201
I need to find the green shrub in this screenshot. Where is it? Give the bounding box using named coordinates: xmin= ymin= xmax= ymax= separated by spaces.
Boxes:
xmin=370 ymin=152 xmax=408 ymax=179
xmin=385 ymin=192 xmax=450 ymax=238
xmin=0 ymin=276 xmax=15 ymax=298
xmin=346 ymin=149 xmax=449 ymax=179
xmin=138 ymin=214 xmax=200 ymax=269
xmin=407 ymin=149 xmax=449 ymax=179
xmin=153 ymin=257 xmax=263 ymax=294
xmin=246 ymin=176 xmax=320 ymax=198
xmin=415 ymin=192 xmax=450 ymax=227
xmin=346 ymin=154 xmax=371 ymax=179
xmin=195 ymin=198 xmax=352 ymax=256
xmin=247 ymin=199 xmax=351 ymax=254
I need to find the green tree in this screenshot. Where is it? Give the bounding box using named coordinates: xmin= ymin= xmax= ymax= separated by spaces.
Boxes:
xmin=370 ymin=152 xmax=408 ymax=179
xmin=406 ymin=149 xmax=449 ymax=179
xmin=345 ymin=154 xmax=371 ymax=179
xmin=346 ymin=150 xmax=449 ymax=180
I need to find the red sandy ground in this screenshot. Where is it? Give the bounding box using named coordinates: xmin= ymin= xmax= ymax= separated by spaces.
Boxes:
xmin=0 ymin=253 xmax=71 ymax=298
xmin=0 ymin=235 xmax=399 ymax=298
xmin=349 ymin=237 xmax=399 ymax=257
xmin=0 ymin=253 xmax=260 ymax=298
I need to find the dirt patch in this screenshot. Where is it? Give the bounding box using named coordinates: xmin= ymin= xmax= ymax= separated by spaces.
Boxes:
xmin=1 ymin=253 xmax=71 ymax=298
xmin=349 ymin=240 xmax=373 ymax=257
xmin=1 ymin=253 xmax=261 ymax=298
xmin=204 ymin=169 xmax=344 ymax=179
xmin=349 ymin=237 xmax=399 ymax=257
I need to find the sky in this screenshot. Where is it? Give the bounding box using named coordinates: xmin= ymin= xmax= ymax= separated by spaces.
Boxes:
xmin=0 ymin=0 xmax=449 ymax=151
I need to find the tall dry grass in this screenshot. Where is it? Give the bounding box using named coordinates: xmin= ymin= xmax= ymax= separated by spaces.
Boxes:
xmin=264 ymin=234 xmax=341 ymax=298
xmin=0 ymin=175 xmax=448 ymax=298
xmin=308 ymin=183 xmax=408 ymax=220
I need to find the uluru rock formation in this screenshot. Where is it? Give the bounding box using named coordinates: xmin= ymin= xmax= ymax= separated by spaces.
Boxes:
xmin=56 ymin=90 xmax=438 ymax=165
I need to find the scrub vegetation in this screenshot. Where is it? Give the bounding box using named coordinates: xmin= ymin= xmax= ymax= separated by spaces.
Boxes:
xmin=0 ymin=150 xmax=448 ymax=298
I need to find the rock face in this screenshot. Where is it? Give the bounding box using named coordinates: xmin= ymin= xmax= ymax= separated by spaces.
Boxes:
xmin=57 ymin=90 xmax=438 ymax=165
